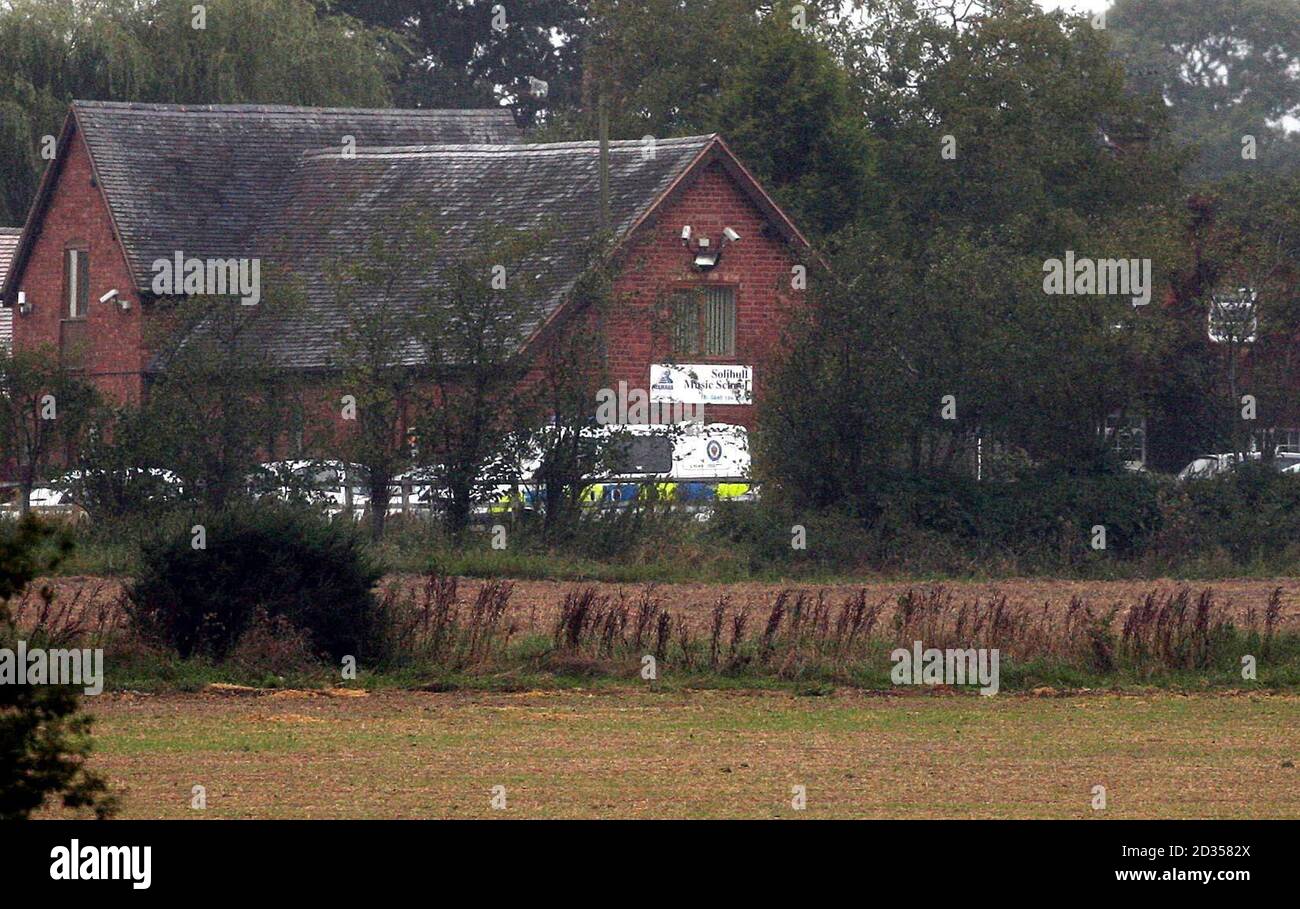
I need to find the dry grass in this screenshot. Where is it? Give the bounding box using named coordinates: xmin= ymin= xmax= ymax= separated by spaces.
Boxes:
xmin=22 ymin=575 xmax=1300 ymax=636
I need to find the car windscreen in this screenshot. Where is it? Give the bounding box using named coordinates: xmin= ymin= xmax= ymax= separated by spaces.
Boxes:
xmin=607 ymin=435 xmax=673 ymax=476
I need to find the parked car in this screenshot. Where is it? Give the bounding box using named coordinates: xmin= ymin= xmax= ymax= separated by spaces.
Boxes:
xmin=580 ymin=421 xmax=755 ymax=507
xmin=1178 ymin=449 xmax=1300 ymax=480
xmin=530 ymin=422 xmax=757 ymax=513
xmin=1 ymin=468 xmax=183 ymax=522
xmin=387 ymin=467 xmax=448 ymax=516
xmin=248 ymin=460 xmax=370 ymax=519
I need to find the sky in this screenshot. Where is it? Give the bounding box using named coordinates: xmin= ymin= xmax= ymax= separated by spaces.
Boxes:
xmin=1036 ymin=0 xmax=1112 ymax=14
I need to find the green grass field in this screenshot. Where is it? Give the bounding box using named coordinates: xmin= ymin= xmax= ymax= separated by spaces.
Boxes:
xmin=61 ymin=687 xmax=1300 ymax=819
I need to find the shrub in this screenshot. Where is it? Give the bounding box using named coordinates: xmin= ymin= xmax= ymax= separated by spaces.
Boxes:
xmin=1179 ymin=464 xmax=1300 ymax=568
xmin=713 ymin=468 xmax=1166 ymax=575
xmin=126 ymin=505 xmax=386 ymax=662
xmin=710 ymin=498 xmax=874 ymax=575
xmin=0 ymin=518 xmax=116 ymax=819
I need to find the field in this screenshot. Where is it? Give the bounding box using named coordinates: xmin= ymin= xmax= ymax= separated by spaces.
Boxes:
xmin=64 ymin=686 xmax=1300 ymax=819
xmin=24 ymin=573 xmax=1300 ymax=819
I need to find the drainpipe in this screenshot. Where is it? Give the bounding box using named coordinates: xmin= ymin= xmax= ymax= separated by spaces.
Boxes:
xmin=599 ymin=98 xmax=611 ymax=232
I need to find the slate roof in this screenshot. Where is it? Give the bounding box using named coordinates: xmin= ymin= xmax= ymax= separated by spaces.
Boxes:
xmin=4 ymin=101 xmax=809 ymax=372
xmin=157 ymin=136 xmax=723 ymax=370
xmin=73 ymin=101 xmax=520 ymax=287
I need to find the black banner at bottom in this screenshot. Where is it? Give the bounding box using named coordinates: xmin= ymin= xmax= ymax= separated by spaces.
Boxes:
xmin=0 ymin=819 xmax=1282 ymax=894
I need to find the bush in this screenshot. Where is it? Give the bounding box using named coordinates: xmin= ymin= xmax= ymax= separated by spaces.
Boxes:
xmin=1179 ymin=463 xmax=1300 ymax=568
xmin=710 ymin=498 xmax=875 ymax=575
xmin=0 ymin=518 xmax=116 ymax=819
xmin=713 ymin=467 xmax=1167 ymax=575
xmin=127 ymin=505 xmax=386 ymax=662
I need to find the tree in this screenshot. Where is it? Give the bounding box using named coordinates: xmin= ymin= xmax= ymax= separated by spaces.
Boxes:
xmin=582 ymin=0 xmax=773 ymax=138
xmin=762 ymin=0 xmax=1189 ymax=506
xmin=1107 ymin=0 xmax=1300 ymax=184
xmin=1181 ymin=174 xmax=1300 ymax=462
xmin=0 ymin=518 xmax=116 ymax=819
xmin=0 ymin=0 xmax=397 ymax=224
xmin=413 ymin=227 xmax=553 ymax=535
xmin=576 ymin=1 xmax=867 ymax=237
xmin=707 ymin=11 xmax=876 ymax=236
xmin=0 ymin=347 xmax=97 ymax=515
xmin=526 ymin=254 xmax=620 ymax=534
xmin=326 ymin=0 xmax=588 ymax=127
xmin=143 ymin=286 xmax=309 ymax=512
xmin=328 ymin=215 xmax=440 ymax=541
xmin=69 ymin=403 xmax=181 ymax=521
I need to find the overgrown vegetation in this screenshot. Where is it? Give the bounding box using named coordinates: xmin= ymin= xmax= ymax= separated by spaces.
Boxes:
xmin=20 ymin=459 xmax=1300 ymax=584
xmin=0 ymin=518 xmax=116 ymax=820
xmin=126 ymin=505 xmax=386 ymax=662
xmin=13 ymin=541 xmax=1298 ymax=693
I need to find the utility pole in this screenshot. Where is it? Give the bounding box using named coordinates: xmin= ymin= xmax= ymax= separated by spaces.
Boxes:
xmin=599 ymin=96 xmax=611 ymax=232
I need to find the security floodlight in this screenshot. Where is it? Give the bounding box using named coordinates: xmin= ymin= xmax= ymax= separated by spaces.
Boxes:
xmin=16 ymin=291 xmax=31 ymax=315
xmin=681 ymin=225 xmax=740 ymax=270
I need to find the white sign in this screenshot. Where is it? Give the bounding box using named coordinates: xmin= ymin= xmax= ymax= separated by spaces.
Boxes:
xmin=650 ymin=364 xmax=752 ymax=406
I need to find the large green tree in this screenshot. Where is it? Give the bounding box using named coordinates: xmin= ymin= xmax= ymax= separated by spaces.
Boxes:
xmin=1174 ymin=174 xmax=1300 ymax=462
xmin=0 ymin=0 xmax=397 ymax=224
xmin=763 ymin=0 xmax=1189 ymax=506
xmin=1107 ymin=0 xmax=1300 ymax=183
xmin=574 ymin=1 xmax=870 ymax=237
xmin=707 ymin=10 xmax=876 ymax=236
xmin=325 ymin=0 xmax=588 ymax=127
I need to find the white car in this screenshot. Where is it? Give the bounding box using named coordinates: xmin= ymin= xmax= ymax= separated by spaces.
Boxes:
xmin=4 ymin=468 xmax=183 ymax=521
xmin=388 ymin=467 xmax=447 ymax=516
xmin=249 ymin=460 xmax=370 ymax=519
xmin=1179 ymin=449 xmax=1300 ymax=480
xmin=1178 ymin=454 xmax=1248 ymax=481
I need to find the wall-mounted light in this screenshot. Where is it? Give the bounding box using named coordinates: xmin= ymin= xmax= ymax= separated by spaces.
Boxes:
xmin=16 ymin=291 xmax=31 ymax=315
xmin=680 ymin=225 xmax=740 ymax=270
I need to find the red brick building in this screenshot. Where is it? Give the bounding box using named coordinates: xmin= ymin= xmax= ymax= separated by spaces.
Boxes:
xmin=0 ymin=101 xmax=809 ymax=437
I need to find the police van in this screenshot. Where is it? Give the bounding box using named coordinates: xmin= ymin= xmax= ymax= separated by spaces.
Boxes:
xmin=576 ymin=421 xmax=754 ymax=509
xmin=391 ymin=422 xmax=755 ymax=518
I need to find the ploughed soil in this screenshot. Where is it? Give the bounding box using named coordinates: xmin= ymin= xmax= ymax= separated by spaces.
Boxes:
xmin=44 ymin=687 xmax=1300 ymax=819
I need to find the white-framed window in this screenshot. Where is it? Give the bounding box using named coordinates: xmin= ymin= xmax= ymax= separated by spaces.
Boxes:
xmin=65 ymin=248 xmax=88 ymax=318
xmin=1208 ymin=288 xmax=1257 ymax=344
xmin=1105 ymin=411 xmax=1147 ymax=467
xmin=672 ymin=286 xmax=736 ymax=357
xmin=1276 ymin=428 xmax=1300 ymax=454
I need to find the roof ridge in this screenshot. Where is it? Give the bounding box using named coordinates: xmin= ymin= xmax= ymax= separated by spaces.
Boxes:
xmin=298 ymin=135 xmax=718 ymax=159
xmin=72 ymin=100 xmax=512 ymax=118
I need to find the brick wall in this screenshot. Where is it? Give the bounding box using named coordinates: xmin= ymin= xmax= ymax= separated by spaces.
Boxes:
xmin=16 ymin=139 xmax=803 ymax=438
xmin=12 ymin=124 xmax=146 ymax=405
xmin=604 ymin=160 xmax=802 ymax=430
